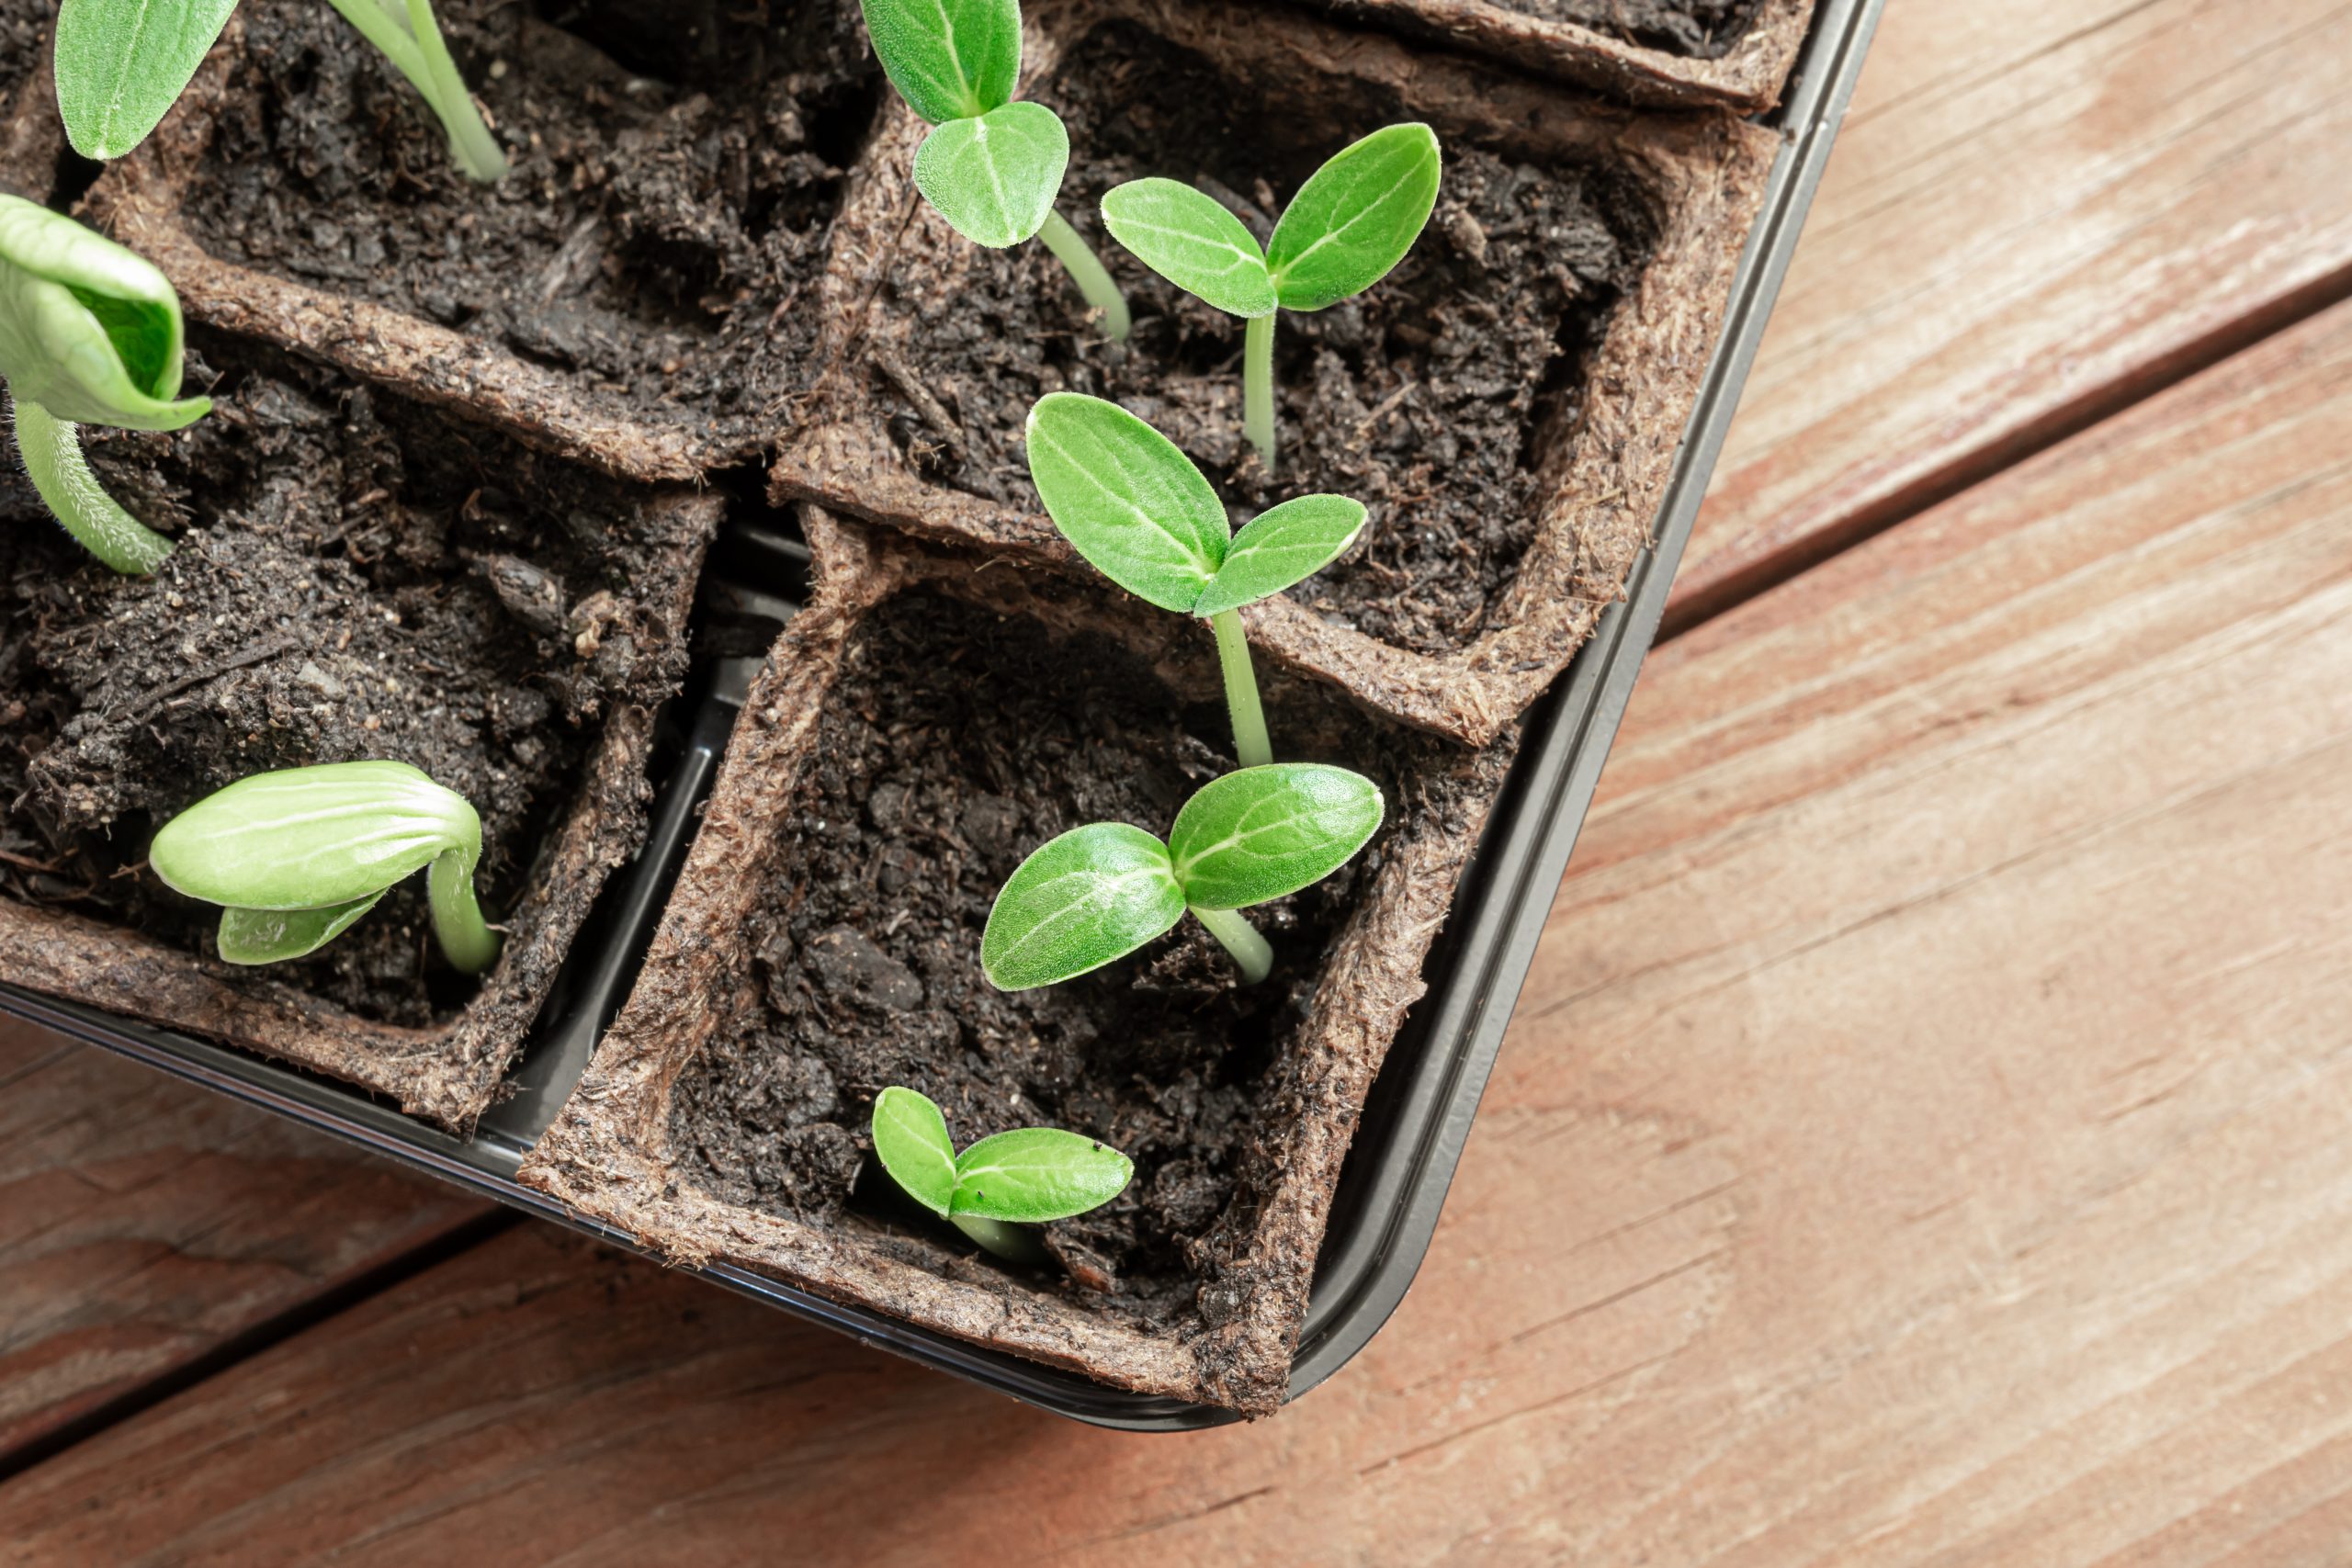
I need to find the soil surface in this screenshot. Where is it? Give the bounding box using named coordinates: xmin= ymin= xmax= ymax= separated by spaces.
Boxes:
xmin=669 ymin=589 xmax=1409 ymax=1328
xmin=864 ymin=19 xmax=1650 ymax=657
xmin=0 ymin=333 xmax=682 ymax=1024
xmin=176 ymin=0 xmax=883 ymax=457
xmin=1495 ymin=0 xmax=1762 ymax=55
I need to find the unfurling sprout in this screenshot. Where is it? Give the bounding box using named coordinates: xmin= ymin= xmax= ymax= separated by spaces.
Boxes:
xmin=859 ymin=0 xmax=1130 ymax=339
xmin=149 ymin=761 xmax=503 ymax=974
xmin=0 ymin=197 xmax=210 ymax=575
xmin=55 ymin=0 xmax=508 ymax=183
xmin=871 ymin=1086 xmax=1133 ymax=1263
xmin=983 ymin=763 xmax=1383 ymax=991
xmin=1026 ymin=392 xmax=1364 ymax=770
xmin=1101 ymin=123 xmax=1442 ymax=473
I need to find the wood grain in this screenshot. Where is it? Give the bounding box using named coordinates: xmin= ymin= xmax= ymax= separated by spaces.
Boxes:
xmin=0 ymin=1021 xmax=492 ymax=1467
xmin=7 ymin=269 xmax=2350 ymax=1568
xmin=1676 ymin=0 xmax=2352 ymax=626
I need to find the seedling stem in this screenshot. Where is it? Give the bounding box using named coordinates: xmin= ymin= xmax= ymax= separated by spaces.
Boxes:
xmin=323 ymin=0 xmax=508 ymax=184
xmin=1191 ymin=906 xmax=1272 ymax=985
xmin=1209 ymin=608 xmax=1272 ymax=770
xmin=11 ymin=399 xmax=172 ymax=575
xmin=1243 ymin=313 xmax=1278 ymax=472
xmin=426 ymin=842 xmax=502 ymax=974
xmin=1035 ymin=208 xmax=1132 ymax=341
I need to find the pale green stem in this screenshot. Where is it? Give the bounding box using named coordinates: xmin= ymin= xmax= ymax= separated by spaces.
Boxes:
xmin=426 ymin=845 xmax=502 ymax=974
xmin=323 ymin=0 xmax=509 ymax=184
xmin=1035 ymin=208 xmax=1131 ymax=342
xmin=1192 ymin=906 xmax=1273 ymax=986
xmin=951 ymin=1212 xmax=1048 ymax=1264
xmin=1244 ymin=311 xmax=1278 ymax=473
xmin=13 ymin=397 xmax=172 ymax=575
xmin=1208 ymin=609 xmax=1272 ymax=769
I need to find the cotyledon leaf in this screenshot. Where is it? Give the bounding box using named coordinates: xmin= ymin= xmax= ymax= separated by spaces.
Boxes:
xmin=1023 ymin=391 xmax=1228 ymax=613
xmin=981 ymin=821 xmax=1186 ymax=991
xmin=1168 ymin=764 xmax=1385 ymax=911
xmin=54 ymin=0 xmax=242 ymax=161
xmin=912 ymin=99 xmax=1068 ymax=248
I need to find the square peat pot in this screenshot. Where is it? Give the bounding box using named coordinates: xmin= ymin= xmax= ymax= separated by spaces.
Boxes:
xmin=0 ymin=0 xmax=1883 ymax=1427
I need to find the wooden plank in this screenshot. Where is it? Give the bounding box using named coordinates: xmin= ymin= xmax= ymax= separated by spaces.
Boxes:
xmin=1675 ymin=0 xmax=2352 ymax=626
xmin=7 ymin=282 xmax=2351 ymax=1566
xmin=0 ymin=1020 xmax=493 ymax=1467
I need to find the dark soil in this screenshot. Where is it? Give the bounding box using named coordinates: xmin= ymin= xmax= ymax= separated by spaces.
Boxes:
xmin=669 ymin=589 xmax=1410 ymax=1328
xmin=175 ymin=0 xmax=884 ymax=456
xmin=865 ymin=19 xmax=1650 ymax=657
xmin=1497 ymin=0 xmax=1763 ymax=58
xmin=0 ymin=332 xmax=683 ymax=1025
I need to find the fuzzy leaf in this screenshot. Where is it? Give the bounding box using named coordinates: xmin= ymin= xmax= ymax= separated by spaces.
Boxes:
xmin=54 ymin=0 xmax=240 ymax=161
xmin=951 ymin=1127 xmax=1133 ymax=1223
xmin=871 ymin=1086 xmax=958 ymax=1218
xmin=1024 ymin=392 xmax=1227 ymax=613
xmin=982 ymin=822 xmax=1185 ymax=991
xmin=1168 ymin=764 xmax=1385 ymax=911
xmin=912 ymin=100 xmax=1069 ymax=248
xmin=860 ymin=0 xmax=1020 ymax=124
xmin=0 ymin=195 xmax=209 ymax=431
xmin=1268 ymin=123 xmax=1442 ymax=312
xmin=150 ymin=760 xmax=481 ymax=913
xmin=1191 ymin=494 xmax=1367 ymax=617
xmin=1099 ymin=177 xmax=1276 ymax=319
xmin=217 ymin=895 xmax=388 ymax=966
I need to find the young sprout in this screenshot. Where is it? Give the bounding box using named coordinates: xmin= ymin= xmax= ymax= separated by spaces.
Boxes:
xmin=1025 ymin=391 xmax=1364 ymax=770
xmin=54 ymin=0 xmax=508 ymax=183
xmin=1101 ymin=123 xmax=1442 ymax=472
xmin=859 ymin=0 xmax=1129 ymax=339
xmin=983 ymin=763 xmax=1383 ymax=990
xmin=871 ymin=1086 xmax=1133 ymax=1264
xmin=0 ymin=197 xmax=210 ymax=575
xmin=149 ymin=761 xmax=503 ymax=974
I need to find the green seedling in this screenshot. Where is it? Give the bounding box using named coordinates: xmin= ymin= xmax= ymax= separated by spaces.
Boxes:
xmin=1101 ymin=122 xmax=1442 ymax=472
xmin=983 ymin=762 xmax=1382 ymax=991
xmin=1026 ymin=391 xmax=1363 ymax=769
xmin=871 ymin=1086 xmax=1133 ymax=1263
xmin=0 ymin=197 xmax=209 ymax=574
xmin=55 ymin=0 xmax=508 ymax=183
xmin=859 ymin=0 xmax=1129 ymax=339
xmin=149 ymin=761 xmax=503 ymax=974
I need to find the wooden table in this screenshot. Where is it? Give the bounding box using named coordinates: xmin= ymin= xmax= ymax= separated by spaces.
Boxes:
xmin=8 ymin=1 xmax=2352 ymax=1560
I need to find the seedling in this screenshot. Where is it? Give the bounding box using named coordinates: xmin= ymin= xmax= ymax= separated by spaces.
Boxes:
xmin=871 ymin=1086 xmax=1134 ymax=1263
xmin=1101 ymin=122 xmax=1442 ymax=472
xmin=1025 ymin=391 xmax=1363 ymax=769
xmin=149 ymin=761 xmax=503 ymax=974
xmin=983 ymin=762 xmax=1383 ymax=990
xmin=55 ymin=0 xmax=508 ymax=183
xmin=859 ymin=0 xmax=1130 ymax=339
xmin=0 ymin=197 xmax=210 ymax=574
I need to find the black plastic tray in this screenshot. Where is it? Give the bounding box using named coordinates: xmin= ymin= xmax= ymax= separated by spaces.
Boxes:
xmin=0 ymin=0 xmax=1881 ymax=1433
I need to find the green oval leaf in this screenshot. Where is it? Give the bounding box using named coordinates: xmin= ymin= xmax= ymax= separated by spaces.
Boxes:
xmin=217 ymin=894 xmax=389 ymax=966
xmin=0 ymin=196 xmax=209 ymax=431
xmin=1099 ymin=177 xmax=1276 ymax=319
xmin=912 ymin=100 xmax=1069 ymax=248
xmin=1168 ymin=764 xmax=1385 ymax=911
xmin=951 ymin=1126 xmax=1134 ymax=1224
xmin=54 ymin=0 xmax=241 ymax=161
xmin=150 ymin=760 xmax=481 ymax=912
xmin=1268 ymin=123 xmax=1442 ymax=313
xmin=1191 ymin=494 xmax=1368 ymax=617
xmin=860 ymin=0 xmax=1020 ymax=124
xmin=871 ymin=1086 xmax=958 ymax=1219
xmin=981 ymin=821 xmax=1184 ymax=991
xmin=1023 ymin=392 xmax=1227 ymax=614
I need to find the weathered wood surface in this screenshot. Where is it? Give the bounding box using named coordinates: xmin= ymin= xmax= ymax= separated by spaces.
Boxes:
xmin=7 ymin=277 xmax=2348 ymax=1568
xmin=0 ymin=1026 xmax=491 ymax=1468
xmin=1676 ymin=0 xmax=2352 ymax=625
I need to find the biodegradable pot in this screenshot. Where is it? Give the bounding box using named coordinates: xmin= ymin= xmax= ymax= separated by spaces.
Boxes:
xmin=1287 ymin=0 xmax=1819 ymax=110
xmin=518 ymin=513 xmax=1511 ymax=1414
xmin=0 ymin=331 xmax=718 ymax=1130
xmin=775 ymin=0 xmax=1779 ymax=746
